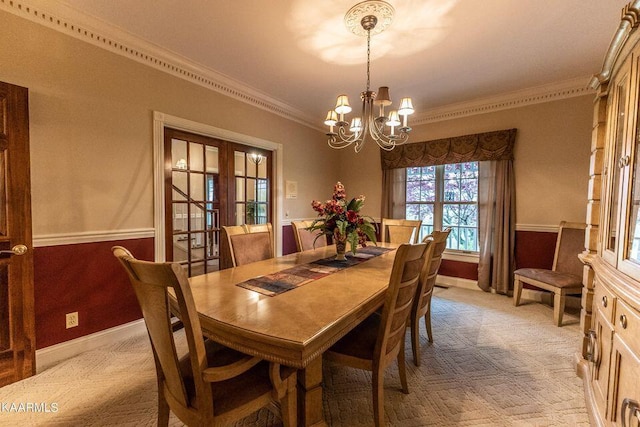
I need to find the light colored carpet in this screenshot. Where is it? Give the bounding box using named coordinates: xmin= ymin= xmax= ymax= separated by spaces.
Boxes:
xmin=0 ymin=287 xmax=589 ymax=426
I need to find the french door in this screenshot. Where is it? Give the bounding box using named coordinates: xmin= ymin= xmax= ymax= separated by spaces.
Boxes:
xmin=0 ymin=81 xmax=35 ymax=386
xmin=164 ymin=129 xmax=272 ymax=276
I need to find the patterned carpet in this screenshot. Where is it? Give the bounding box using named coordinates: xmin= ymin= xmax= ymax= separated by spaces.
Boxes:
xmin=0 ymin=287 xmax=589 ymax=426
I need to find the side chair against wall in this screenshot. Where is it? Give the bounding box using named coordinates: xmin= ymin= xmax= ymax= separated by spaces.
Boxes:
xmin=291 ymin=220 xmax=327 ymax=252
xmin=513 ymin=221 xmax=587 ymax=326
xmin=220 ymin=223 xmax=274 ymax=269
xmin=380 ymin=218 xmax=422 ymax=244
xmin=112 ymin=246 xmax=297 ymax=427
xmin=409 ymin=228 xmax=451 ymax=366
xmin=324 ymin=242 xmax=431 ymax=427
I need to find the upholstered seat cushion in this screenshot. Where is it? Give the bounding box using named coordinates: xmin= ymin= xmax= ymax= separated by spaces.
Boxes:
xmin=180 ymin=340 xmax=294 ymax=415
xmin=329 ymin=312 xmax=381 ymax=360
xmin=514 ymin=268 xmax=581 ymax=288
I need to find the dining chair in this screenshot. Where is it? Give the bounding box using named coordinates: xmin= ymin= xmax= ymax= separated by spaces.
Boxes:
xmin=324 ymin=242 xmax=430 ymax=427
xmin=380 ymin=218 xmax=422 ymax=244
xmin=112 ymin=246 xmax=297 ymax=427
xmin=513 ymin=221 xmax=586 ymax=326
xmin=291 ymin=220 xmax=327 ymax=252
xmin=221 ymin=223 xmax=274 ymax=268
xmin=409 ymin=228 xmax=451 ymax=366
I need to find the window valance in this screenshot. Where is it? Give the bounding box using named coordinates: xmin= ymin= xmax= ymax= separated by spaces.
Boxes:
xmin=380 ymin=128 xmax=517 ymax=170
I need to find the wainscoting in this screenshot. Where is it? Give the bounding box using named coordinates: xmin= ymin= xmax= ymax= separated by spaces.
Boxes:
xmin=33 ymin=226 xmax=560 ymax=368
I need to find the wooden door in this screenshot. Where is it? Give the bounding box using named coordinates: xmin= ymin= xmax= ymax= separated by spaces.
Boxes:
xmin=0 ymin=81 xmax=35 ymax=386
xmin=591 ymin=304 xmax=614 ymax=419
xmin=164 ymin=128 xmax=228 ymax=277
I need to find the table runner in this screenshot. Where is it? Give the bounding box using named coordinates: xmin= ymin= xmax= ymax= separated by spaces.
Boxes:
xmin=237 ymin=246 xmax=393 ymax=296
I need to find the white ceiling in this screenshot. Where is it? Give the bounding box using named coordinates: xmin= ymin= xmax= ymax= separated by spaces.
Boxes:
xmin=17 ymin=0 xmax=631 ymax=125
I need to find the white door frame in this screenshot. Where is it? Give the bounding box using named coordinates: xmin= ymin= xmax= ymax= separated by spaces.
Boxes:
xmin=152 ymin=111 xmax=284 ymax=261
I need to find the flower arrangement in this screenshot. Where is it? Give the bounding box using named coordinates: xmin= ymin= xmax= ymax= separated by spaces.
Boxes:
xmin=309 ymin=182 xmax=377 ymax=258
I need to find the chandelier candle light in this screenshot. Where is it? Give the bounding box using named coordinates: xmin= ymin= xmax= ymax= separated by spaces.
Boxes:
xmin=324 ymin=0 xmax=414 ymax=153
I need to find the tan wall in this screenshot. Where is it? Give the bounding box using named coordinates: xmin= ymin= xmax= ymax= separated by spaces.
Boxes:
xmin=1 ymin=10 xmax=593 ymax=235
xmin=0 ymin=11 xmax=335 ymax=236
xmin=338 ymin=95 xmax=593 ymax=227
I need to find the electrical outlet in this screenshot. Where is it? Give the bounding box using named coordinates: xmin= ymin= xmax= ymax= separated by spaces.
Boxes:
xmin=66 ymin=312 xmax=79 ymax=329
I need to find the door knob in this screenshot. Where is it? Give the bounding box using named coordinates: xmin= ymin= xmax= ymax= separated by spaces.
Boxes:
xmin=0 ymin=244 xmax=28 ymax=255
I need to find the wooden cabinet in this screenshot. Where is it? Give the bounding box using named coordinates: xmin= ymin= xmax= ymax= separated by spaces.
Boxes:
xmin=580 ymin=2 xmax=640 ymax=426
xmin=608 ymin=300 xmax=640 ymax=426
xmin=590 ymin=282 xmax=614 ymax=419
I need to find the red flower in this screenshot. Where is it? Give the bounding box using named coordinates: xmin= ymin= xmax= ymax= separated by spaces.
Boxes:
xmin=346 ymin=210 xmax=358 ymax=223
xmin=311 ymin=200 xmax=324 ymax=214
xmin=333 ymin=181 xmax=346 ymax=200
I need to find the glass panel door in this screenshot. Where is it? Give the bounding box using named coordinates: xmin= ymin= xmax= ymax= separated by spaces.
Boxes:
xmin=603 ymin=56 xmax=633 ymax=267
xmin=165 ymin=129 xmax=225 ymax=277
xmin=233 ymin=149 xmax=271 ymax=226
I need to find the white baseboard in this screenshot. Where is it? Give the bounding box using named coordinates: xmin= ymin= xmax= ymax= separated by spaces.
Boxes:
xmin=35 ymin=319 xmax=146 ymax=373
xmin=437 ymin=275 xmax=480 ymax=291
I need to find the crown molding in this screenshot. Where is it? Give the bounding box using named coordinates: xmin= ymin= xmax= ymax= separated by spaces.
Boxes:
xmin=0 ymin=0 xmax=319 ymax=130
xmin=413 ymin=76 xmax=596 ymax=125
xmin=1 ymin=0 xmax=597 ymax=131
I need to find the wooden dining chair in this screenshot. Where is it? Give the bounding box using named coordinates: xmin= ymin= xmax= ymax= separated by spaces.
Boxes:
xmin=112 ymin=246 xmax=297 ymax=427
xmin=513 ymin=221 xmax=586 ymax=326
xmin=291 ymin=220 xmax=327 ymax=252
xmin=324 ymin=242 xmax=430 ymax=427
xmin=409 ymin=228 xmax=451 ymax=366
xmin=380 ymin=218 xmax=422 ymax=244
xmin=220 ymin=223 xmax=274 ymax=268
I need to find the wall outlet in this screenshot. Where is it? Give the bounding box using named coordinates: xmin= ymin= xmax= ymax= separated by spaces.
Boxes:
xmin=66 ymin=312 xmax=79 ymax=329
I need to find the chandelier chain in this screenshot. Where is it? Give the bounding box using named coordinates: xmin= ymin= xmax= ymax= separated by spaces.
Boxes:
xmin=366 ymin=29 xmax=371 ymax=92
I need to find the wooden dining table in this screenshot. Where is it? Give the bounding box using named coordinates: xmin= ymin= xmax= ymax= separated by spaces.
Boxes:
xmin=184 ymin=242 xmax=399 ymax=427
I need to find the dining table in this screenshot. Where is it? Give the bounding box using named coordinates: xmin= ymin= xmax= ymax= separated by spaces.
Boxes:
xmin=184 ymin=242 xmax=400 ymax=427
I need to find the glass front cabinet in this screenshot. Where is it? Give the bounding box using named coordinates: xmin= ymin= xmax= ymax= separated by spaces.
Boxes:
xmin=580 ymin=2 xmax=640 ymax=426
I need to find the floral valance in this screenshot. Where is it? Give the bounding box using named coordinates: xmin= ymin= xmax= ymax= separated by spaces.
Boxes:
xmin=380 ymin=128 xmax=517 ymax=170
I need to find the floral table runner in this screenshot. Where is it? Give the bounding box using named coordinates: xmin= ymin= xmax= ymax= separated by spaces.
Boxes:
xmin=236 ymin=246 xmax=393 ymax=296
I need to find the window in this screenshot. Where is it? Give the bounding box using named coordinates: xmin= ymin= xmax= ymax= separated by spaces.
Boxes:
xmin=405 ymin=161 xmax=479 ymax=252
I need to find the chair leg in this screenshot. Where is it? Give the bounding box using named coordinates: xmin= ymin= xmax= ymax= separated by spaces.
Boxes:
xmin=513 ymin=277 xmax=523 ymax=306
xmin=398 ymin=345 xmax=409 ymax=394
xmin=425 ymin=299 xmax=434 ymax=343
xmin=410 ymin=313 xmax=421 ymax=367
xmin=372 ymin=367 xmax=385 ymax=427
xmin=553 ymin=291 xmax=565 ymax=327
xmin=280 ymin=375 xmax=297 ymax=427
xmin=157 ymin=385 xmax=170 ymax=427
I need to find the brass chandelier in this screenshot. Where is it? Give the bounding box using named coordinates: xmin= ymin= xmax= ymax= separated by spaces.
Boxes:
xmin=324 ymin=0 xmax=414 ymax=153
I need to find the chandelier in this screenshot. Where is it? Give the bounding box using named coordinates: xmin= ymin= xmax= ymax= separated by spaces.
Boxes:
xmin=324 ymin=0 xmax=414 ymax=153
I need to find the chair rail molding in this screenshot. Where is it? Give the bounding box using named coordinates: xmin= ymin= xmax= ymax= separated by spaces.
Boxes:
xmin=33 ymin=228 xmax=155 ymax=247
xmin=153 ymin=111 xmax=284 ymax=260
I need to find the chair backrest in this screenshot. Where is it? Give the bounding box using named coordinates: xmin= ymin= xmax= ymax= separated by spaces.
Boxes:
xmin=415 ymin=228 xmax=451 ymax=315
xmin=112 ymin=246 xmax=212 ymax=418
xmin=221 ymin=223 xmax=274 ymax=268
xmin=553 ymin=221 xmax=586 ymax=276
xmin=376 ymin=242 xmax=430 ymax=365
xmin=292 ymin=220 xmax=327 ymax=252
xmin=381 ymin=218 xmax=422 ymax=244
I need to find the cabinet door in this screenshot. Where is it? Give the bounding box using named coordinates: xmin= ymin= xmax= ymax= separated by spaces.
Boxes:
xmin=608 ymin=336 xmax=640 ymax=426
xmin=592 ymin=305 xmax=615 ymax=418
xmin=604 ymin=54 xmax=635 ymax=266
xmin=620 ymin=51 xmax=640 ymax=280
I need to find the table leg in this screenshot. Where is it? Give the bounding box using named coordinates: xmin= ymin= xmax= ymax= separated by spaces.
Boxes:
xmin=298 ymin=357 xmax=326 ymax=427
